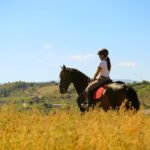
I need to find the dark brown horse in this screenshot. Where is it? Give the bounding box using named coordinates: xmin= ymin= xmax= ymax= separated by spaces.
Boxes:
xmin=59 ymin=65 xmax=140 ymax=112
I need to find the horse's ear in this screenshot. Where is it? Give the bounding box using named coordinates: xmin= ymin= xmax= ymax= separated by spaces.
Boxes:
xmin=61 ymin=65 xmax=66 ymax=70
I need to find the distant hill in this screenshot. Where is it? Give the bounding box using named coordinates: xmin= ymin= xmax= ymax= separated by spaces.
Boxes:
xmin=0 ymin=81 xmax=77 ymax=112
xmin=129 ymin=81 xmax=150 ymax=106
xmin=0 ymin=80 xmax=149 ymax=109
xmin=113 ymin=79 xmax=135 ymax=83
xmin=0 ymin=81 xmax=59 ymax=97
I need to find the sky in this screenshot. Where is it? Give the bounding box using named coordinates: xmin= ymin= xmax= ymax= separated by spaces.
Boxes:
xmin=0 ymin=0 xmax=150 ymax=83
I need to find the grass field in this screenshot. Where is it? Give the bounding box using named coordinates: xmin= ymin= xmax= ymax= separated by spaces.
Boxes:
xmin=0 ymin=81 xmax=150 ymax=149
xmin=0 ymin=105 xmax=150 ymax=150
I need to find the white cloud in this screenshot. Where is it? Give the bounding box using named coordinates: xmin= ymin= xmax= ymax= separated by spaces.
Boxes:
xmin=70 ymin=54 xmax=96 ymax=62
xmin=119 ymin=62 xmax=137 ymax=67
xmin=43 ymin=44 xmax=53 ymax=49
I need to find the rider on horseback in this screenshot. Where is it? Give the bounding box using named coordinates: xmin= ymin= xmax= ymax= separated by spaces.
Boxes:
xmin=84 ymin=48 xmax=112 ymax=107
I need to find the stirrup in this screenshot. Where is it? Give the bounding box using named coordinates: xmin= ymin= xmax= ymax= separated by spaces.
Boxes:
xmin=81 ymin=103 xmax=89 ymax=109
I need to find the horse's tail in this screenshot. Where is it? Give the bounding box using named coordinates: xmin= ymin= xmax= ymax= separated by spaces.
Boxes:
xmin=126 ymin=86 xmax=140 ymax=110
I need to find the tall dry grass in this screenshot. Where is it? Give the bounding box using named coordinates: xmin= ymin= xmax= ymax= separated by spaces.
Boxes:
xmin=0 ymin=106 xmax=150 ymax=150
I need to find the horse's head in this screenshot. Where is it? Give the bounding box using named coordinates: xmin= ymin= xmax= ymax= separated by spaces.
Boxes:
xmin=59 ymin=65 xmax=90 ymax=95
xmin=59 ymin=65 xmax=72 ymax=94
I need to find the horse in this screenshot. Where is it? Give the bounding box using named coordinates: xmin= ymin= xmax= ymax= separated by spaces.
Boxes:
xmin=59 ymin=65 xmax=140 ymax=112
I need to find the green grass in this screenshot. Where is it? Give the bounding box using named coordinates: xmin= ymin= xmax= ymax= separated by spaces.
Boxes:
xmin=0 ymin=81 xmax=150 ymax=112
xmin=0 ymin=82 xmax=78 ymax=113
xmin=130 ymin=82 xmax=150 ymax=106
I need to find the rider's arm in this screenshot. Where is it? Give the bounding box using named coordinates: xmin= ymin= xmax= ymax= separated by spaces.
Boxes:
xmin=93 ymin=67 xmax=101 ymax=81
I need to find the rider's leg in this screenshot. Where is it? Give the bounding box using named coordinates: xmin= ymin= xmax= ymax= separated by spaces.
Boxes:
xmin=85 ymin=80 xmax=100 ymax=107
xmin=85 ymin=77 xmax=110 ymax=107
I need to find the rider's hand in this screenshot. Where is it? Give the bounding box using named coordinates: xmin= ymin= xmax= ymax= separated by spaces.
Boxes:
xmin=93 ymin=77 xmax=97 ymax=81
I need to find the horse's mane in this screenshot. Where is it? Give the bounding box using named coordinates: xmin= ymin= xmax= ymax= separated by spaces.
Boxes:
xmin=69 ymin=68 xmax=90 ymax=82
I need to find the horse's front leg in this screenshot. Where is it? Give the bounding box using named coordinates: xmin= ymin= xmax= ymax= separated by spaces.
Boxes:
xmin=77 ymin=92 xmax=88 ymax=112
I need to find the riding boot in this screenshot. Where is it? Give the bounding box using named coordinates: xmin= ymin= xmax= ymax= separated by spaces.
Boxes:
xmin=87 ymin=91 xmax=93 ymax=107
xmin=81 ymin=89 xmax=93 ymax=109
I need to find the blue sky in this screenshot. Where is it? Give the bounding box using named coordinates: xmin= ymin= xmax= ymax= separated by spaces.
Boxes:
xmin=0 ymin=0 xmax=150 ymax=83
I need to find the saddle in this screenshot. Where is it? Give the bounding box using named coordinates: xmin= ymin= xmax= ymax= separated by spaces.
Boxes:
xmin=92 ymin=80 xmax=126 ymax=100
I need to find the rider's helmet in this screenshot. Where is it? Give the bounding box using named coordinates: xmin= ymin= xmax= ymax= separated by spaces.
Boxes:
xmin=97 ymin=48 xmax=109 ymax=57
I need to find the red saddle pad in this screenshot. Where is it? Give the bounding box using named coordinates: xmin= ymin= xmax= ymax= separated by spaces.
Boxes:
xmin=93 ymin=86 xmax=107 ymax=100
